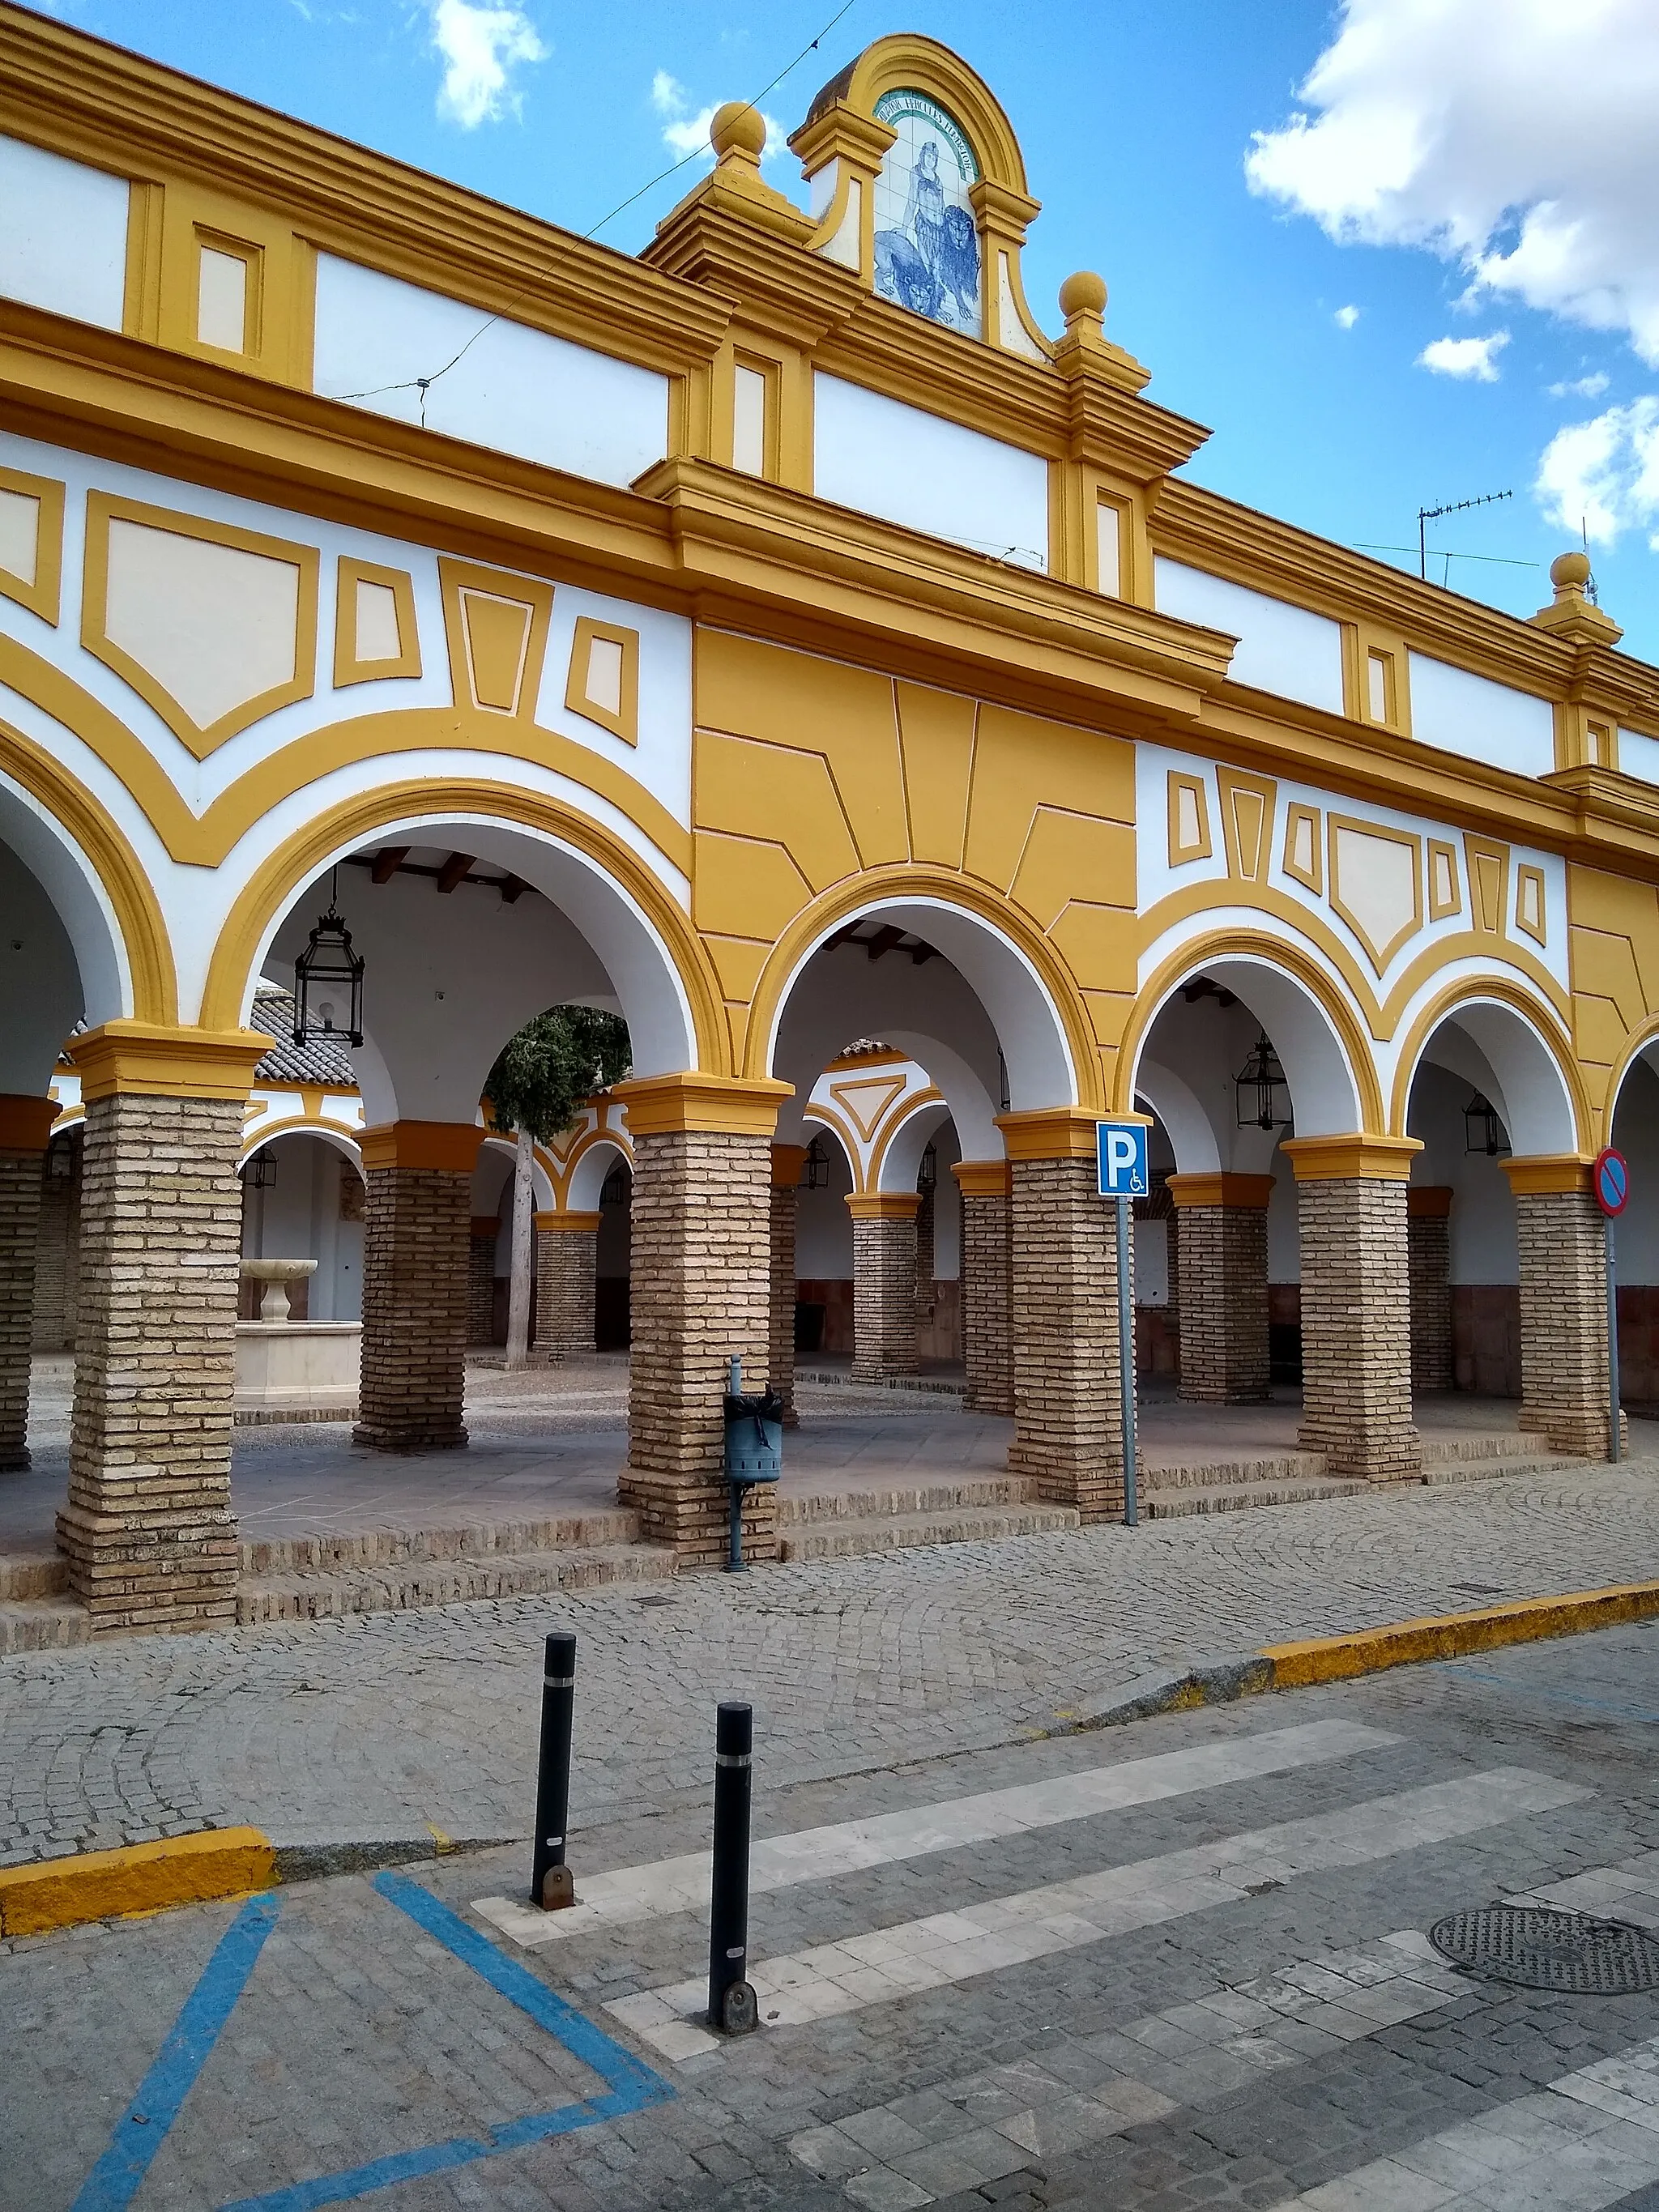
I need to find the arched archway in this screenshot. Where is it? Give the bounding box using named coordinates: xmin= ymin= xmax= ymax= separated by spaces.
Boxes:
xmin=239 ymin=1126 xmax=367 ymax=1323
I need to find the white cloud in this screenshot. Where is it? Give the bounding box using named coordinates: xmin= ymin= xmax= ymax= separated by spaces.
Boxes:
xmin=1246 ymin=0 xmax=1659 ymax=364
xmin=431 ymin=0 xmax=547 ymax=129
xmin=1537 ymin=398 xmax=1659 ymax=546
xmin=1550 ymin=371 xmax=1611 ymax=399
xmin=648 ymin=68 xmax=784 ymax=160
xmin=1334 ymin=304 xmax=1360 ymax=330
xmin=1418 ymin=331 xmax=1509 ymax=381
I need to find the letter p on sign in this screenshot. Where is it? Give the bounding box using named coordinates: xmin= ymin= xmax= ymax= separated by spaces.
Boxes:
xmin=1096 ymin=1120 xmax=1149 ymax=1199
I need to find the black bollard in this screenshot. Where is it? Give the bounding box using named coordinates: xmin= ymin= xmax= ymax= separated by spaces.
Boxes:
xmin=707 ymin=1701 xmax=757 ymax=2033
xmin=530 ymin=1630 xmax=576 ymax=1910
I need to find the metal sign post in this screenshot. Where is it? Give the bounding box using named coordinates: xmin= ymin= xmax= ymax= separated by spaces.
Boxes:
xmin=1593 ymin=1147 xmax=1629 ymax=1465
xmin=1097 ymin=1120 xmax=1149 ymax=1528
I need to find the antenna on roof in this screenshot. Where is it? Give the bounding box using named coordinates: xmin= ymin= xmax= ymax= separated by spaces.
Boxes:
xmin=1417 ymin=490 xmax=1512 ymax=582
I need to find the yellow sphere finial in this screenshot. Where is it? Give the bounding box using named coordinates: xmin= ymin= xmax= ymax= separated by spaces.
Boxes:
xmin=1059 ymin=270 xmax=1108 ymax=322
xmin=710 ymin=100 xmax=767 ymax=161
xmin=1550 ymin=548 xmax=1593 ymax=595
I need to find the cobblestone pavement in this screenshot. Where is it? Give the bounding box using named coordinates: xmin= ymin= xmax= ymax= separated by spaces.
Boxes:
xmin=3 ymin=1455 xmax=1659 ymax=1867
xmin=6 ymin=1626 xmax=1659 ymax=2210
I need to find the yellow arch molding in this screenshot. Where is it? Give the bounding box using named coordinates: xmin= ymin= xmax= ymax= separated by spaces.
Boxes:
xmin=867 ymin=1085 xmax=947 ymax=1192
xmin=1379 ymin=931 xmax=1569 ymax=1036
xmin=826 ymin=35 xmax=1033 ymax=197
xmin=1120 ymin=927 xmax=1386 ymax=1135
xmin=800 ymin=1099 xmax=865 ymax=1191
xmin=1573 ymin=1012 xmax=1659 ymax=1149
xmin=241 ymin=1114 xmax=365 ymax=1161
xmin=0 ymin=638 xmax=692 ymax=876
xmin=555 ymin=1123 xmax=635 ymax=1205
xmin=1388 ymin=974 xmax=1590 ymax=1149
xmin=741 ymin=865 xmax=1106 ymax=1115
xmin=201 ymin=781 xmax=727 ymax=1071
xmin=0 ymin=716 xmax=178 ymax=1024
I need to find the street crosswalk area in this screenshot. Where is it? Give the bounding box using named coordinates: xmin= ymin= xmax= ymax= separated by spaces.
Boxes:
xmin=7 ymin=1622 xmax=1659 ymax=2212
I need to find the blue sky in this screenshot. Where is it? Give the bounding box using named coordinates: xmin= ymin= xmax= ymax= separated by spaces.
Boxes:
xmin=28 ymin=0 xmax=1659 ymax=663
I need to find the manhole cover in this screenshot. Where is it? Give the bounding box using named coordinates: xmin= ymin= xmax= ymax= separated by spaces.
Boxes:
xmin=1430 ymin=1903 xmax=1659 ymax=1993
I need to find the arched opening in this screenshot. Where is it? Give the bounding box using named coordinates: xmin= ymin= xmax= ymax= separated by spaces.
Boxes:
xmin=239 ymin=1128 xmax=367 ymax=1324
xmin=1608 ymin=1040 xmax=1659 ymax=1415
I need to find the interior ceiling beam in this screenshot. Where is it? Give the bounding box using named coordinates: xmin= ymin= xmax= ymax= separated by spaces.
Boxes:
xmin=369 ymin=846 xmax=409 ymax=884
xmin=436 ymin=852 xmax=476 ymax=894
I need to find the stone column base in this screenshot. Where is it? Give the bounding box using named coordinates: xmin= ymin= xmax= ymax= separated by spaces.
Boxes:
xmin=1285 ymin=1138 xmax=1422 ymax=1484
xmin=1509 ymin=1166 xmax=1628 ymax=1457
xmin=0 ymin=1097 xmax=53 ymax=1471
xmin=848 ymin=1193 xmax=920 ymax=1380
xmin=534 ymin=1212 xmax=599 ymax=1357
xmin=355 ymin=1124 xmax=480 ymax=1451
xmin=1167 ymin=1174 xmax=1272 ymax=1404
xmin=1408 ymin=1187 xmax=1454 ymax=1394
xmin=954 ymin=1161 xmax=1013 ymax=1415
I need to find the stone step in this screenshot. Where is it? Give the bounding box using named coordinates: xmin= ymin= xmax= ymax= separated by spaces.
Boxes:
xmin=776 ymin=1477 xmax=1037 ymax=1525
xmin=0 ymin=1594 xmax=92 ymax=1653
xmin=777 ymin=1502 xmax=1079 ymax=1562
xmin=0 ymin=1546 xmax=68 ymax=1601
xmin=1422 ymin=1451 xmax=1589 ymax=1486
xmin=1138 ymin=1452 xmax=1328 ymax=1492
xmin=795 ymin=1367 xmax=967 ymax=1399
xmin=235 ymin=1541 xmax=676 ymax=1625
xmin=238 ymin=1508 xmax=640 ymax=1576
xmin=1142 ymin=1477 xmax=1370 ymax=1519
xmin=1419 ymin=1433 xmax=1550 ymax=1464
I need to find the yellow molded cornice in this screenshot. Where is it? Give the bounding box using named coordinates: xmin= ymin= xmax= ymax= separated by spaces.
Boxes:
xmin=610 ymin=1072 xmax=793 ymax=1137
xmin=1166 ymin=1172 xmax=1275 ymax=1210
xmin=1500 ymin=1153 xmax=1595 ymax=1197
xmin=1281 ymin=1134 xmax=1422 ymax=1183
xmin=359 ymin=1120 xmax=483 ymax=1173
xmin=949 ymin=1159 xmax=1012 ymax=1198
xmin=996 ymin=1106 xmax=1141 ymax=1161
xmin=533 ymin=1209 xmax=603 ymax=1232
xmin=73 ymin=1020 xmax=273 ymax=1102
xmin=0 ymin=1095 xmax=60 ymax=1150
xmin=845 ymin=1191 xmax=923 ymax=1220
xmin=770 ymin=1143 xmax=808 ymax=1187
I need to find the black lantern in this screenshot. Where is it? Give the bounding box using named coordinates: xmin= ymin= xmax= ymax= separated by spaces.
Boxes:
xmin=1235 ymin=1030 xmax=1291 ymax=1132
xmin=1463 ymin=1091 xmax=1510 ymax=1157
xmin=241 ymin=1151 xmax=277 ymax=1191
xmin=293 ymin=869 xmax=365 ymax=1048
xmin=599 ymin=1161 xmax=631 ymax=1207
xmin=800 ymin=1135 xmax=832 ymax=1189
xmin=918 ymin=1141 xmax=938 ymax=1191
xmin=45 ymin=1133 xmax=75 ymax=1181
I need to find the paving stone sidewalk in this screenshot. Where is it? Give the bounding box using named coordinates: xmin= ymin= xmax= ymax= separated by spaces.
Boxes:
xmin=3 ymin=1457 xmax=1659 ymax=1868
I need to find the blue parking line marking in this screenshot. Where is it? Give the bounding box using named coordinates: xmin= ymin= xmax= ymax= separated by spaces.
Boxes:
xmin=70 ymin=1892 xmax=281 ymax=2212
xmin=214 ymin=1871 xmax=673 ymax=2211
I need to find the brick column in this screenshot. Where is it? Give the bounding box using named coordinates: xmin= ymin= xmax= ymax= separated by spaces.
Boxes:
xmin=847 ymin=1192 xmax=921 ymax=1380
xmin=1166 ymin=1173 xmax=1273 ymax=1403
xmin=1407 ymin=1186 xmax=1453 ymax=1393
xmin=355 ymin=1122 xmax=480 ymax=1451
xmin=616 ymin=1073 xmax=789 ymax=1566
xmin=56 ymin=1024 xmax=269 ymax=1633
xmin=534 ymin=1210 xmax=599 ymax=1357
xmin=1506 ymin=1157 xmax=1627 ymax=1457
xmin=0 ymin=1097 xmax=56 ymax=1471
xmin=1284 ymin=1136 xmax=1422 ymax=1483
xmin=1001 ymin=1110 xmax=1132 ymax=1522
xmin=32 ymin=1126 xmax=81 ymax=1353
xmin=770 ymin=1146 xmax=805 ymax=1426
xmin=466 ymin=1217 xmax=497 ymax=1347
xmin=953 ymin=1161 xmax=1013 ymax=1414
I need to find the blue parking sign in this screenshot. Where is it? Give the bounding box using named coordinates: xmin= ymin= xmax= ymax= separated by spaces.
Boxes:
xmin=1096 ymin=1119 xmax=1149 ymax=1199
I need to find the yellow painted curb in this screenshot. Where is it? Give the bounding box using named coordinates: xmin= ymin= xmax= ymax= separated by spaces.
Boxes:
xmin=1263 ymin=1579 xmax=1659 ymax=1690
xmin=0 ymin=1826 xmax=275 ymax=1937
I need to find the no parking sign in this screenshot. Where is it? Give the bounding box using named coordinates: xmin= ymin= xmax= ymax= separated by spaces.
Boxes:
xmin=1593 ymin=1147 xmax=1629 ymax=1464
xmin=1594 ymin=1146 xmax=1629 ymax=1218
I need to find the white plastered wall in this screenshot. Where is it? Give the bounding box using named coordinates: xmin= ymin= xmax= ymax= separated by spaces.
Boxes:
xmin=1152 ymin=564 xmax=1344 ymax=714
xmin=0 ymin=134 xmax=128 ymax=331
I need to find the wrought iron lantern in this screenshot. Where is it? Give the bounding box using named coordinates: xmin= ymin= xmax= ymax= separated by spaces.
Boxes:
xmin=1463 ymin=1091 xmax=1510 ymax=1158
xmin=918 ymin=1141 xmax=938 ymax=1191
xmin=1234 ymin=1030 xmax=1291 ymax=1132
xmin=292 ymin=869 xmax=365 ymax=1048
xmin=241 ymin=1151 xmax=277 ymax=1191
xmin=599 ymin=1161 xmax=631 ymax=1207
xmin=45 ymin=1133 xmax=75 ymax=1181
xmin=800 ymin=1135 xmax=832 ymax=1190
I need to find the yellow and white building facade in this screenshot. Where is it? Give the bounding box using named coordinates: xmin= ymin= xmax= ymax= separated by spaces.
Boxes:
xmin=2 ymin=9 xmax=1659 ymax=1629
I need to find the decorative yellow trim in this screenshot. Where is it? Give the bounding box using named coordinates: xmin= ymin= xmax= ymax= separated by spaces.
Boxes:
xmin=1603 ymin=1017 xmax=1659 ymax=1141
xmin=1341 ymin=624 xmax=1412 ymax=739
xmin=828 ymin=1072 xmax=909 ymax=1140
xmin=771 ymin=1143 xmax=808 ymax=1187
xmin=552 ymin=1123 xmax=635 ymax=1204
xmin=438 ymin=557 xmax=553 ymax=720
xmin=332 ymin=560 xmax=420 ymax=688
xmin=189 ymin=227 xmax=262 ymax=360
xmin=359 ymin=1121 xmax=483 ymax=1173
xmin=609 ymin=1072 xmax=791 ymax=1136
xmin=1387 ymin=974 xmax=1589 ymax=1149
xmin=240 ymin=1113 xmax=363 ymax=1161
xmin=804 ymin=1102 xmax=864 ymax=1183
xmin=741 ymin=866 xmax=1104 ymax=1115
xmin=0 ymin=1095 xmax=59 ymax=1151
xmin=0 ymin=712 xmax=178 ymax=1023
xmin=1463 ymin=834 xmax=1510 ymax=936
xmin=1515 ymin=863 xmax=1548 ymax=947
xmin=73 ymin=1021 xmax=272 ymax=1103
xmin=201 ymin=781 xmax=725 ymax=1072
xmin=846 ymin=1190 xmax=922 ymax=1220
xmin=535 ymin=1208 xmax=603 ymax=1232
xmin=1166 ymin=771 xmax=1212 ymax=866
xmin=80 ymin=492 xmax=318 ymax=759
xmin=1123 ymin=927 xmax=1386 ymax=1132
xmin=1501 ymin=1153 xmax=1594 ymax=1198
xmin=950 ymin=1158 xmax=1010 ymax=1197
xmin=564 ymin=616 xmax=639 ymax=745
xmin=1426 ymin=838 xmax=1461 ymax=923
xmin=1281 ymin=1133 xmax=1421 ymax=1183
xmin=1326 ymin=813 xmax=1422 ymax=976
xmin=820 ymin=35 xmax=1034 ymax=199
xmin=996 ymin=1106 xmax=1137 ymax=1161
xmin=0 ymin=464 xmax=64 ymax=624
xmin=1216 ymin=768 xmax=1277 ymax=884
xmin=1166 ymin=1172 xmax=1275 ymax=1210
xmin=1282 ymin=802 xmax=1322 ymax=895
xmin=865 ymin=1085 xmax=945 ymax=1188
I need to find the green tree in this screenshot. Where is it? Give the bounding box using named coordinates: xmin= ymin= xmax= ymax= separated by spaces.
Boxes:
xmin=486 ymin=1007 xmax=631 ymax=1367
